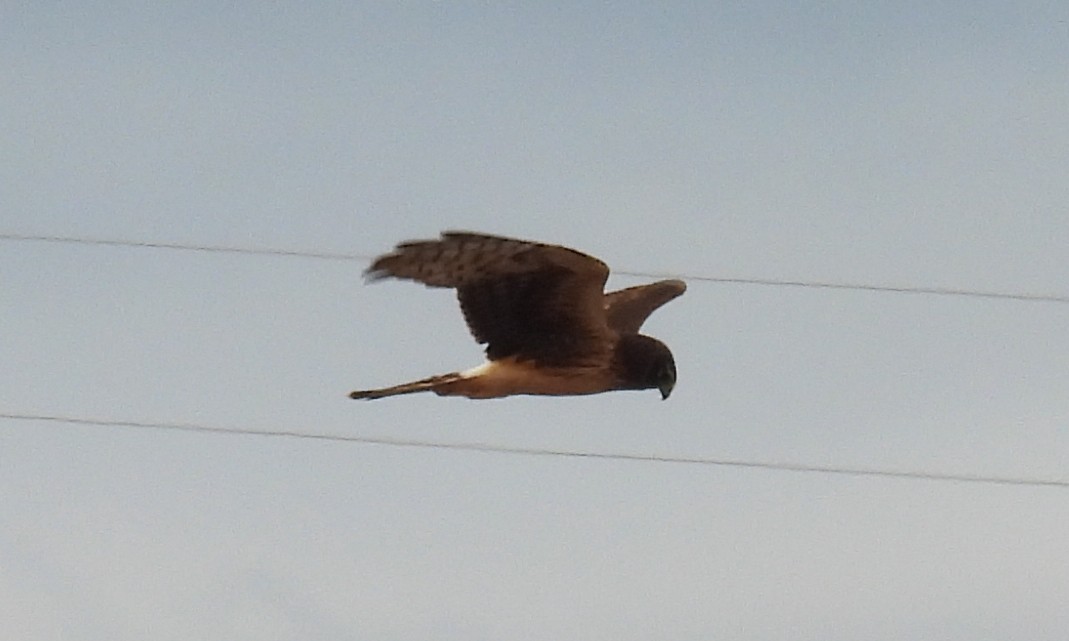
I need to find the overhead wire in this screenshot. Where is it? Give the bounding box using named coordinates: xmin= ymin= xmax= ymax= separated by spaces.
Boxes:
xmin=4 ymin=231 xmax=1068 ymax=304
xmin=3 ymin=231 xmax=1066 ymax=490
xmin=3 ymin=412 xmax=1067 ymax=489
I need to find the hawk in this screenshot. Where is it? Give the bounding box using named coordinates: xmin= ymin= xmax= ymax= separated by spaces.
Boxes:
xmin=349 ymin=231 xmax=685 ymax=400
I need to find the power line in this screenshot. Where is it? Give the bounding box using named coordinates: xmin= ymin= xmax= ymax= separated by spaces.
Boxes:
xmin=618 ymin=270 xmax=1069 ymax=304
xmin=4 ymin=231 xmax=1068 ymax=305
xmin=0 ymin=232 xmax=371 ymax=262
xmin=3 ymin=411 xmax=1066 ymax=489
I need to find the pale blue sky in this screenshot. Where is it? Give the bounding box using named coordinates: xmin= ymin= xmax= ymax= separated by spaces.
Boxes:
xmin=3 ymin=3 xmax=1069 ymax=640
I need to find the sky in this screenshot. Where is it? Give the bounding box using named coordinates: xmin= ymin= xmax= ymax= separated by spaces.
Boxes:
xmin=2 ymin=2 xmax=1069 ymax=640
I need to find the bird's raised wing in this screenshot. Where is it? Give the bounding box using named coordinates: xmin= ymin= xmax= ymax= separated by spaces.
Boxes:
xmin=604 ymin=279 xmax=686 ymax=334
xmin=366 ymin=232 xmax=613 ymax=366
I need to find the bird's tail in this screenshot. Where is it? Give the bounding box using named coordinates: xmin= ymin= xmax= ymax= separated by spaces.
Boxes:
xmin=349 ymin=372 xmax=465 ymax=400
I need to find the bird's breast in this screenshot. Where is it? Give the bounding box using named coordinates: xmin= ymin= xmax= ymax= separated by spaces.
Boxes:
xmin=448 ymin=357 xmax=614 ymax=398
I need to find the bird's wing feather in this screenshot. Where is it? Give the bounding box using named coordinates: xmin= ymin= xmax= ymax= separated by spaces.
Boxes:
xmin=604 ymin=279 xmax=686 ymax=334
xmin=366 ymin=232 xmax=539 ymax=287
xmin=366 ymin=232 xmax=612 ymax=365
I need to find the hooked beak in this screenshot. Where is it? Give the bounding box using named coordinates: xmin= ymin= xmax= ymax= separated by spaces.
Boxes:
xmin=659 ymin=380 xmax=675 ymax=400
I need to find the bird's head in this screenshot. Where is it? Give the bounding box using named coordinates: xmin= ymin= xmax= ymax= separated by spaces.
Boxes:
xmin=614 ymin=334 xmax=677 ymax=400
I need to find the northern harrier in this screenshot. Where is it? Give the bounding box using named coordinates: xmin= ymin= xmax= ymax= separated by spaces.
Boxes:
xmin=349 ymin=232 xmax=685 ymax=400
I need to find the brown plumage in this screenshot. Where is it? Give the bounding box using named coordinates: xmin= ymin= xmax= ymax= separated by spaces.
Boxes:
xmin=350 ymin=231 xmax=685 ymax=400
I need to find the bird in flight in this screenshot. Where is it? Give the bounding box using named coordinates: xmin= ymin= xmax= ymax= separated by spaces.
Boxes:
xmin=349 ymin=231 xmax=685 ymax=400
